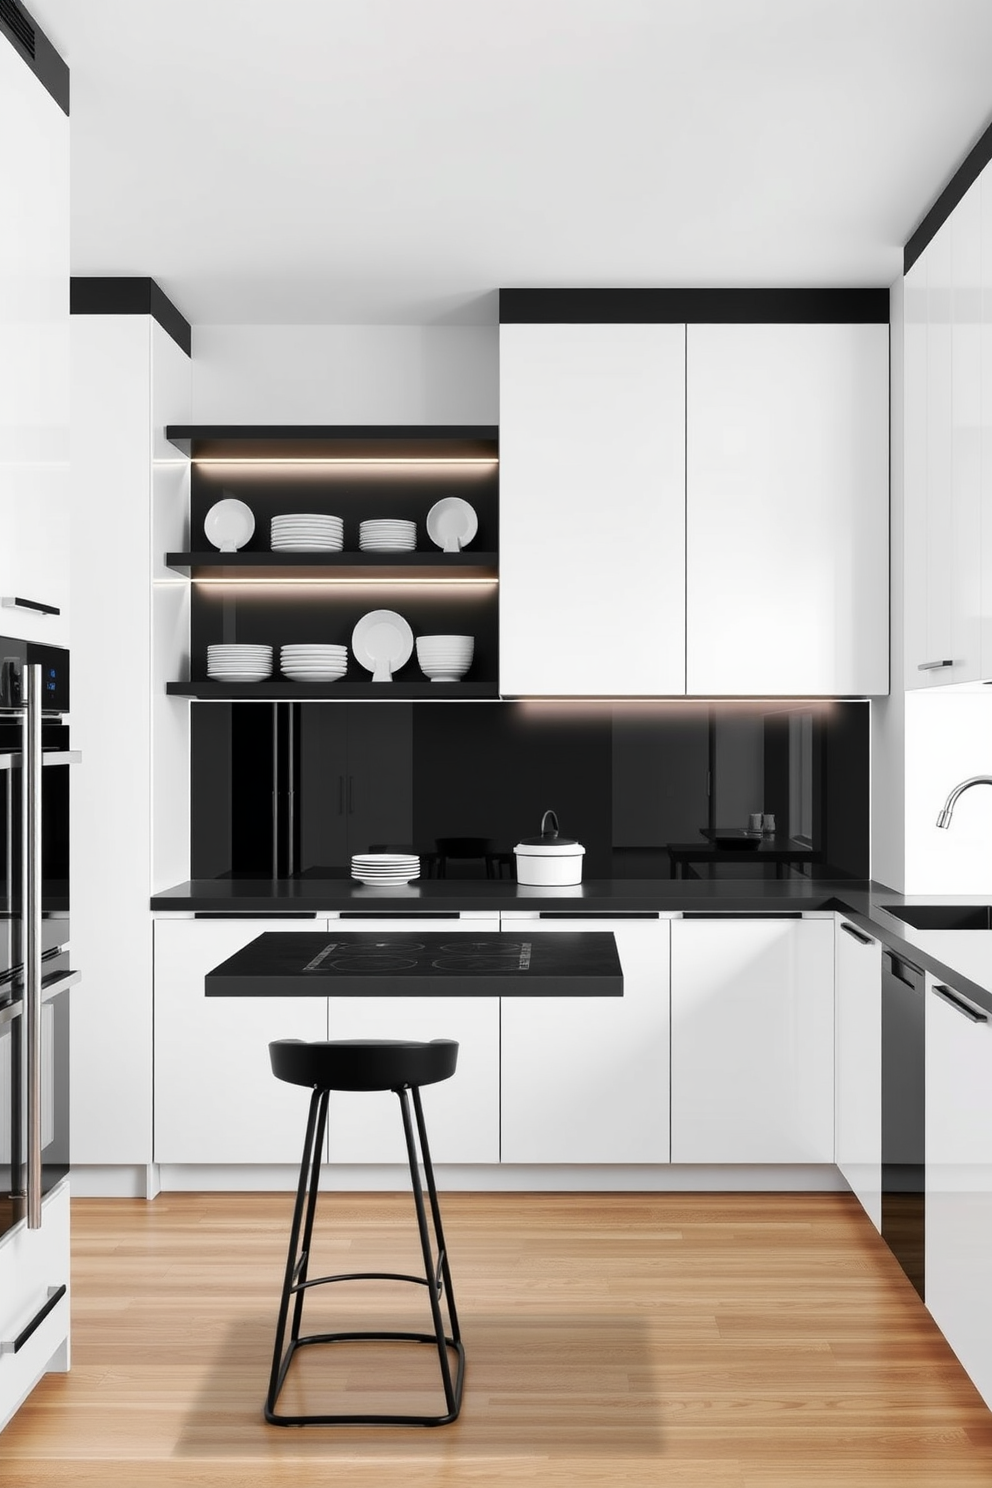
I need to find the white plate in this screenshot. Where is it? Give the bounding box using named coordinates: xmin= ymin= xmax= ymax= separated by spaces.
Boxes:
xmin=351 ymin=610 xmax=414 ymax=683
xmin=426 ymin=497 xmax=478 ymax=554
xmin=208 ymin=672 xmax=271 ymax=683
xmin=271 ymin=515 xmax=342 ymax=526
xmin=204 ymin=499 xmax=256 ymax=552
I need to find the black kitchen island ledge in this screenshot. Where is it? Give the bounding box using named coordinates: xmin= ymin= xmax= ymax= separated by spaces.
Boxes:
xmin=149 ymin=875 xmax=992 ymax=1022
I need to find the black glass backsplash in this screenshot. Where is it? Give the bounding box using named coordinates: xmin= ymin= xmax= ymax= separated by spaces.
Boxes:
xmin=190 ymin=700 xmax=869 ymax=881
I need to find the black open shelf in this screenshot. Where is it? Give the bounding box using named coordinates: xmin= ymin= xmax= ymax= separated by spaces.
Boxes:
xmin=166 ymin=551 xmax=498 ymax=580
xmin=167 ymin=680 xmax=500 ymax=700
xmin=166 ymin=424 xmax=499 ymax=459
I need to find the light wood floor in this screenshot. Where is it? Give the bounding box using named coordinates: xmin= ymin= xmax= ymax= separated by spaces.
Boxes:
xmin=2 ymin=1190 xmax=992 ymax=1487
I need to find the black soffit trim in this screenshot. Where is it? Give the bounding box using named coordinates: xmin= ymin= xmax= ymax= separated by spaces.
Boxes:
xmin=70 ymin=278 xmax=192 ymax=357
xmin=0 ymin=0 xmax=69 ymax=114
xmin=904 ymin=113 xmax=992 ymax=274
xmin=498 ymin=287 xmax=889 ymax=324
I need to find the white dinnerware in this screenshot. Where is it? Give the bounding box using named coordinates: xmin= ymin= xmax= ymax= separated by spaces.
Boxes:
xmin=416 ymin=634 xmax=473 ymax=682
xmin=426 ymin=497 xmax=477 ymax=554
xmin=206 ymin=641 xmax=273 ymax=683
xmin=270 ymin=513 xmax=343 ymax=551
xmin=351 ymin=610 xmax=414 ymax=682
xmin=204 ymin=499 xmax=255 ymax=552
xmin=359 ymin=519 xmax=416 ymax=552
xmin=350 ymin=851 xmax=421 ymax=885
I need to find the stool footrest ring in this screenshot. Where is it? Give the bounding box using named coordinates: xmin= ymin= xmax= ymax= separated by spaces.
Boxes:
xmin=292 ymin=1269 xmax=435 ymax=1294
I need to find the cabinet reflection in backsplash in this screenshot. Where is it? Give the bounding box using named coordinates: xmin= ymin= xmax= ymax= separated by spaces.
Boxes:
xmin=190 ymin=700 xmax=868 ymax=881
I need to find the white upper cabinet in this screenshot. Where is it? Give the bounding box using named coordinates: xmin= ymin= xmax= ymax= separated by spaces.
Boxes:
xmin=499 ymin=322 xmax=687 ymax=695
xmin=0 ymin=40 xmax=69 ymax=645
xmin=685 ymin=323 xmax=889 ymax=696
xmin=905 ymin=184 xmax=985 ymax=688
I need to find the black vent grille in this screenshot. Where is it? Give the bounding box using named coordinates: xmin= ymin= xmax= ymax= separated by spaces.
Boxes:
xmin=0 ymin=0 xmax=35 ymax=58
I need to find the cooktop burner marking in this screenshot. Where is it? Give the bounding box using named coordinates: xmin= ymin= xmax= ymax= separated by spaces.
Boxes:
xmin=329 ymin=955 xmax=418 ymax=972
xmin=520 ymin=942 xmax=531 ymax=969
xmin=431 ymin=955 xmax=509 ymax=971
xmin=440 ymin=940 xmax=520 ymax=954
xmin=303 ymin=944 xmax=336 ymax=972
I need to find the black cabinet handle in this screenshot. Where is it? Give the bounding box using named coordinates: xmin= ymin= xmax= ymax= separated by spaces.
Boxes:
xmin=840 ymin=922 xmax=874 ymax=946
xmin=884 ymin=951 xmax=923 ymax=991
xmin=933 ymin=984 xmax=990 ymax=1023
xmin=0 ymin=596 xmax=60 ymax=617
xmin=347 ymin=776 xmax=354 ymax=815
xmin=1 ymin=1284 xmax=66 ymax=1356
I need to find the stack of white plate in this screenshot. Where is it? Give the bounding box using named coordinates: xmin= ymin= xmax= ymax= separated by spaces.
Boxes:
xmin=350 ymin=852 xmax=421 ymax=885
xmin=207 ymin=644 xmax=273 ymax=682
xmin=359 ymin=519 xmax=416 ymax=552
xmin=279 ymin=644 xmax=348 ymax=683
xmin=416 ymin=635 xmax=474 ymax=683
xmin=271 ymin=513 xmax=343 ymax=551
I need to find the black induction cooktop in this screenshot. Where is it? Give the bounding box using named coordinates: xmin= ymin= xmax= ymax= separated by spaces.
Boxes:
xmin=204 ymin=931 xmax=623 ymax=997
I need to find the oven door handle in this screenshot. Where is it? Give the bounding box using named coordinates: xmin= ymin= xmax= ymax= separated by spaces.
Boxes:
xmin=24 ymin=665 xmax=43 ymax=1229
xmin=0 ymin=750 xmax=80 ymax=772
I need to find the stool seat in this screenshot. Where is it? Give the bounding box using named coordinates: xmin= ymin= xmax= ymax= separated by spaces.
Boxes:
xmin=269 ymin=1037 xmax=458 ymax=1093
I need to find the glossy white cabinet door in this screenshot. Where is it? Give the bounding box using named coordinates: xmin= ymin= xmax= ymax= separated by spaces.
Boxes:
xmin=685 ymin=323 xmax=889 ymax=696
xmin=0 ymin=1182 xmax=70 ymax=1432
xmin=322 ymin=918 xmax=499 ymax=1164
xmin=670 ymin=918 xmax=834 ymax=1163
xmin=499 ymin=323 xmax=686 ymax=695
xmin=499 ymin=916 xmax=670 ymax=1163
xmin=0 ymin=42 xmax=69 ymax=644
xmin=834 ymin=919 xmax=882 ymax=1229
xmin=926 ymin=975 xmax=992 ymax=1410
xmin=154 ymin=919 xmax=329 ymax=1164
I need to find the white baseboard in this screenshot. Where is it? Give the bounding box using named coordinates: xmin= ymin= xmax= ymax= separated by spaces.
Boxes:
xmin=152 ymin=1163 xmax=848 ymax=1194
xmin=70 ymin=1165 xmax=161 ymax=1199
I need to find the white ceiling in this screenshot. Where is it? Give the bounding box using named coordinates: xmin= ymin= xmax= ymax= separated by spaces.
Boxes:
xmin=31 ymin=0 xmax=992 ymax=325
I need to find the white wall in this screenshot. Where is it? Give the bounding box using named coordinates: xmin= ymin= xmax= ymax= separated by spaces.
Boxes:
xmin=191 ymin=324 xmax=498 ymax=424
xmin=904 ymin=689 xmax=992 ymax=893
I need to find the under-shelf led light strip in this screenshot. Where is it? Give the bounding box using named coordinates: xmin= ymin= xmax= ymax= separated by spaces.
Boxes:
xmin=187 ymin=577 xmax=498 ymax=588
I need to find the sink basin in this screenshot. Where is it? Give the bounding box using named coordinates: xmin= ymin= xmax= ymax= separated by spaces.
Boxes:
xmin=883 ymin=904 xmax=992 ymax=930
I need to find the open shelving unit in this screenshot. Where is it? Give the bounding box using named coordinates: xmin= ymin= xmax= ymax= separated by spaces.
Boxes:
xmin=163 ymin=424 xmax=500 ymax=700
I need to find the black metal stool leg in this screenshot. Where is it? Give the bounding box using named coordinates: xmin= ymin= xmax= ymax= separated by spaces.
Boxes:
xmin=265 ymin=1085 xmax=328 ymax=1422
xmin=412 ymin=1084 xmax=461 ymax=1347
xmin=397 ymin=1085 xmax=464 ymax=1421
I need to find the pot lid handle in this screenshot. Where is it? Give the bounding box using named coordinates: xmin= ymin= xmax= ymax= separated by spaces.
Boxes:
xmin=540 ymin=809 xmax=559 ymax=837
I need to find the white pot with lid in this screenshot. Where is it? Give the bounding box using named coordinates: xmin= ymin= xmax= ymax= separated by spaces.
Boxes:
xmin=514 ymin=810 xmax=586 ymax=886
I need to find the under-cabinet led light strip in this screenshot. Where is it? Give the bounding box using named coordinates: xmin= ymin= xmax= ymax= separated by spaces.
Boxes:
xmin=188 ymin=577 xmax=498 ymax=587
xmin=190 ymin=457 xmax=498 ymax=468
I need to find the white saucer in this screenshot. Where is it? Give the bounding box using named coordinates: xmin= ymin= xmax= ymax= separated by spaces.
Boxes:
xmin=204 ymin=499 xmax=255 ymax=552
xmin=351 ymin=610 xmax=414 ymax=683
xmin=426 ymin=497 xmax=477 ymax=554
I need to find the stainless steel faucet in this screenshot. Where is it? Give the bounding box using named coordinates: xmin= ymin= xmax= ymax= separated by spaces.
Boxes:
xmin=936 ymin=776 xmax=992 ymax=828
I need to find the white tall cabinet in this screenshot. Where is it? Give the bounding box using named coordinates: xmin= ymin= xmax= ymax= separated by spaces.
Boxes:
xmin=70 ymin=311 xmax=192 ymax=1181
xmin=0 ymin=35 xmax=70 ymax=645
xmin=498 ymin=322 xmax=687 ymax=696
xmin=685 ymin=323 xmax=889 ymax=696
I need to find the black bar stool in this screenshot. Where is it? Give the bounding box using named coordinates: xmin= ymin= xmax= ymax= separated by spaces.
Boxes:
xmin=265 ymin=1037 xmax=464 ymax=1427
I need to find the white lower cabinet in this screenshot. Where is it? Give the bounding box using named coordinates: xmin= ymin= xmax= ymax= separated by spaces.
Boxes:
xmin=153 ymin=919 xmax=329 ymax=1165
xmin=834 ymin=919 xmax=882 ymax=1229
xmin=670 ymin=917 xmax=835 ymax=1164
xmin=322 ymin=917 xmax=500 ymax=1165
xmin=499 ymin=916 xmax=670 ymax=1164
xmin=0 ymin=1181 xmax=70 ymax=1433
xmin=926 ymin=973 xmax=992 ymax=1410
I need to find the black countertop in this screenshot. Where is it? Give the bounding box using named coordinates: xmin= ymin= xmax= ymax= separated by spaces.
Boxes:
xmin=149 ymin=875 xmax=992 ymax=1018
xmin=205 ymin=930 xmax=624 ymax=997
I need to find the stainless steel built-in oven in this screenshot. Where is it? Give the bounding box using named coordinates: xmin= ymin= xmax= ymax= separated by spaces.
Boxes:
xmin=0 ymin=639 xmax=77 ymax=1242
